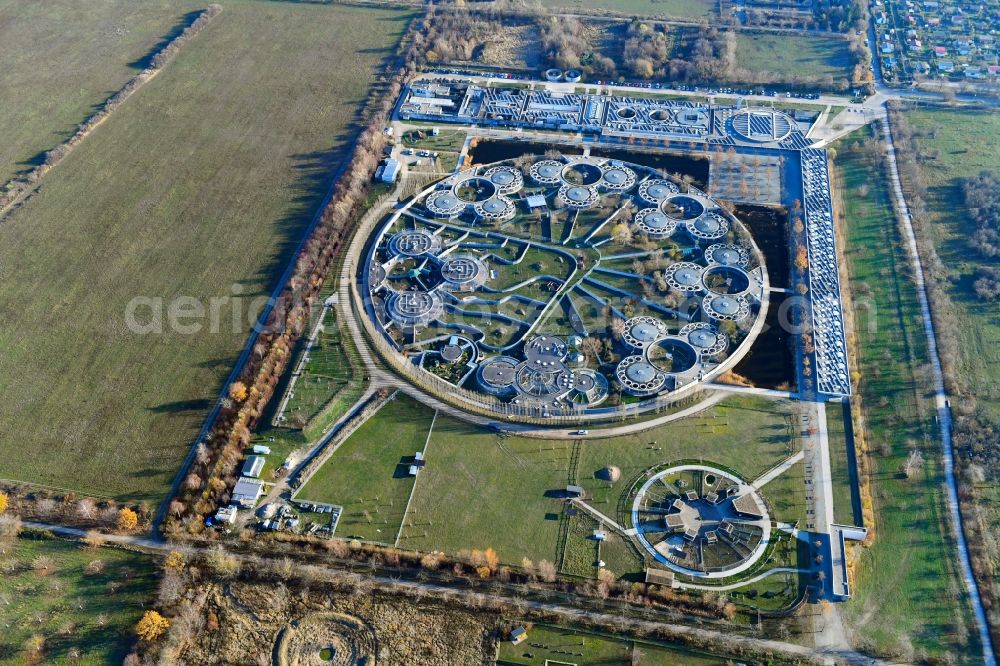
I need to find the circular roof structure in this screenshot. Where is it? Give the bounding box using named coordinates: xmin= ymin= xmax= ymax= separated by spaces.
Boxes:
xmin=639 ymin=179 xmax=679 ymax=205
xmin=440 ymin=254 xmax=488 ymax=289
xmin=484 ymin=165 xmax=524 ymax=194
xmin=705 ymin=243 xmax=749 ymax=267
xmin=703 ymin=294 xmax=751 ymax=322
xmin=626 ymin=361 xmax=657 ymax=383
xmin=474 ymin=196 xmax=516 ymax=221
xmin=385 ymin=290 xmax=444 ymax=328
xmin=623 ymin=316 xmax=668 ymax=350
xmin=361 ymin=155 xmax=769 ymax=422
xmin=424 ymin=190 xmax=465 ymax=217
xmin=388 ymin=229 xmax=441 ymax=257
xmin=529 ymin=159 xmax=563 ymax=185
xmin=682 ymin=322 xmax=728 ymax=357
xmin=630 ymin=464 xmax=771 ymax=578
xmin=635 ymin=208 xmax=677 ymax=238
xmin=557 ymin=184 xmax=599 ymax=209
xmin=731 ymin=108 xmax=794 ymax=143
xmin=477 ymin=355 xmax=520 ymax=395
xmin=616 ymin=355 xmax=666 ymax=396
xmin=689 ymin=212 xmax=730 ymax=240
xmin=665 ymin=262 xmax=704 ymax=292
xmin=600 ymin=165 xmax=637 ymax=191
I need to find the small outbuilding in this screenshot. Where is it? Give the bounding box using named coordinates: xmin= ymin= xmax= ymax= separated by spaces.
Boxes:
xmin=242 ymin=455 xmax=265 ymax=479
xmin=525 ymin=194 xmax=547 ymax=209
xmin=214 ymin=505 xmax=237 ymax=525
xmin=644 ymin=568 xmax=675 ymax=587
xmin=509 ymin=626 xmax=529 ymax=645
xmin=378 ymin=158 xmax=401 ymax=183
xmin=232 ymin=477 xmax=264 ymax=508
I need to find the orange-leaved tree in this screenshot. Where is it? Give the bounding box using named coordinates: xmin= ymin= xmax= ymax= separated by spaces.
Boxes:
xmin=117 ymin=507 xmax=139 ymax=532
xmin=135 ymin=610 xmax=170 ymax=641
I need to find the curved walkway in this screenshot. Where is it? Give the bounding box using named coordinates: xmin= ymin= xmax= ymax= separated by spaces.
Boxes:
xmin=678 ymin=566 xmax=807 ymax=592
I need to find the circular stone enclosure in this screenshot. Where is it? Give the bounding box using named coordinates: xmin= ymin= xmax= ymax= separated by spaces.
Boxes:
xmin=662 ymin=195 xmax=705 ymax=221
xmin=454 ymin=177 xmax=497 ymax=202
xmin=630 ymin=464 xmax=771 ymax=578
xmin=561 ymin=162 xmax=603 ymax=185
xmin=702 ymin=265 xmax=751 ymax=295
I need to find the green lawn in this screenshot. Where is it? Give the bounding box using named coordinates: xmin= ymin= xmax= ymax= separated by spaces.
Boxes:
xmin=0 ymin=0 xmax=205 ymax=185
xmin=0 ymin=1 xmax=411 ymax=502
xmin=296 ymin=394 xmax=435 ymax=544
xmin=903 ymin=107 xmax=1000 ymax=422
xmin=833 ymin=129 xmax=981 ymax=661
xmin=281 ymin=306 xmax=358 ymax=429
xmin=399 ymin=414 xmax=572 ymax=565
xmin=401 ymin=395 xmax=804 ymax=573
xmin=561 ymin=511 xmax=644 ymax=579
xmin=498 ymin=624 xmax=729 ymax=665
xmin=735 ymin=33 xmax=854 ymax=85
xmin=576 ymin=396 xmax=799 ymax=513
xmin=825 ymin=400 xmax=856 ymax=526
xmin=0 ymin=536 xmax=158 ymax=665
xmin=401 ymin=128 xmax=468 ymax=153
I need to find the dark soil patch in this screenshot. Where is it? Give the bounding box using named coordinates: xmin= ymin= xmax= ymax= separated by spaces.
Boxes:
xmin=735 ymin=203 xmax=789 ymax=289
xmin=732 ymin=292 xmax=796 ymax=390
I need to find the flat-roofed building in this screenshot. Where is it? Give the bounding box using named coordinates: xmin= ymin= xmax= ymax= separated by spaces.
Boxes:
xmin=242 ymin=455 xmax=265 ymax=479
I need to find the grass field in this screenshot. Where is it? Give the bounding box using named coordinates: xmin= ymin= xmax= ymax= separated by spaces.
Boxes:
xmin=399 ymin=414 xmax=572 ymax=564
xmin=825 ymin=400 xmax=857 ymax=526
xmin=281 ymin=306 xmax=357 ymax=428
xmin=498 ymin=624 xmax=729 ymax=665
xmin=400 ymin=395 xmax=806 ymax=573
xmin=0 ymin=535 xmax=158 ymax=664
xmin=0 ymin=0 xmax=205 ymax=185
xmin=576 ymin=396 xmax=799 ymax=512
xmin=833 ymin=129 xmax=980 ymax=660
xmin=296 ymin=394 xmax=435 ymax=544
xmin=0 ymin=1 xmax=411 ymax=502
xmin=735 ymin=32 xmax=854 ymax=83
xmin=903 ymin=107 xmax=1000 ymax=422
xmin=538 ymin=0 xmax=715 ymax=20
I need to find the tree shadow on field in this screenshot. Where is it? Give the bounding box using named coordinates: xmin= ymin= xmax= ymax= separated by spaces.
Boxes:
xmin=128 ymin=9 xmax=207 ymax=70
xmin=15 ymin=10 xmax=206 ymax=175
xmin=248 ymin=45 xmax=404 ymax=293
xmin=149 ymin=398 xmax=213 ymax=414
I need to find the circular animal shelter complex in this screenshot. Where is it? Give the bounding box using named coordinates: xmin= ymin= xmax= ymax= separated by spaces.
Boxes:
xmin=359 ymin=155 xmax=770 ymax=420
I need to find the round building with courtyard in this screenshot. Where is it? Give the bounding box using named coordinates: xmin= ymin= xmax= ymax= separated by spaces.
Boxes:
xmin=356 ymin=154 xmax=770 ymax=421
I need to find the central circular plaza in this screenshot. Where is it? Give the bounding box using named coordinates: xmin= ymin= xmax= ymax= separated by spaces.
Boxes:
xmin=630 ymin=464 xmax=771 ymax=578
xmin=358 ymin=154 xmax=769 ymax=421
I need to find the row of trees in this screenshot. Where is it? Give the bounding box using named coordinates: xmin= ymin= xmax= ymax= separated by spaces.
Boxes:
xmin=0 ymin=5 xmax=223 ymax=215
xmin=165 ymin=8 xmax=446 ymax=536
xmin=0 ymin=484 xmax=148 ymax=533
xmin=135 ymin=538 xmax=775 ymax=665
xmin=742 ymin=0 xmax=868 ymax=33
